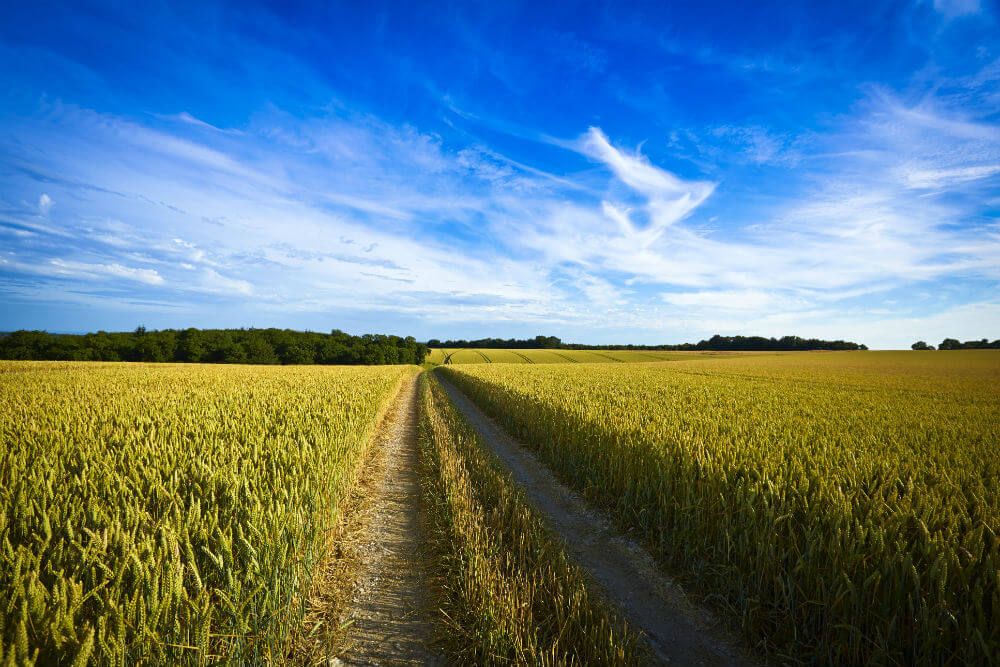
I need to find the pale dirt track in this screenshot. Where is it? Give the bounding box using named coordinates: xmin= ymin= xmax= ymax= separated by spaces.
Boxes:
xmin=335 ymin=374 xmax=444 ymax=666
xmin=437 ymin=373 xmax=755 ymax=667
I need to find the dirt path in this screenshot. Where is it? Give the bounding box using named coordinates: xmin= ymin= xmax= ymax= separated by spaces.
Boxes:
xmin=437 ymin=374 xmax=755 ymax=667
xmin=336 ymin=373 xmax=443 ymax=666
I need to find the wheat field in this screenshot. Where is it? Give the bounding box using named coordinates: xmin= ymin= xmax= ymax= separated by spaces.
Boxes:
xmin=0 ymin=361 xmax=411 ymax=666
xmin=5 ymin=351 xmax=998 ymax=665
xmin=440 ymin=351 xmax=1000 ymax=664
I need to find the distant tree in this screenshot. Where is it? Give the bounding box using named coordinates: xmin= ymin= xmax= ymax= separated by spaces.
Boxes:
xmin=911 ymin=341 xmax=934 ymax=350
xmin=220 ymin=343 xmax=247 ymax=364
xmin=208 ymin=332 xmax=245 ymax=363
xmin=136 ymin=338 xmax=167 ymax=362
xmin=383 ymin=344 xmax=400 ymax=365
xmin=432 ymin=333 xmax=866 ymax=352
xmin=933 ymin=337 xmax=1000 ymax=350
xmin=531 ymin=335 xmax=562 ymax=348
xmin=347 ymin=342 xmax=365 ymax=364
xmin=279 ymin=344 xmax=315 ymax=365
xmin=318 ymin=338 xmax=349 ymax=364
xmin=177 ymin=329 xmax=207 ymax=362
xmin=360 ymin=345 xmax=385 ymax=365
xmin=0 ymin=331 xmax=53 ymax=359
xmin=43 ymin=335 xmax=82 ymax=360
xmin=939 ymin=338 xmax=962 ymax=350
xmin=84 ymin=332 xmax=120 ymax=361
xmin=243 ymin=336 xmax=278 ymax=364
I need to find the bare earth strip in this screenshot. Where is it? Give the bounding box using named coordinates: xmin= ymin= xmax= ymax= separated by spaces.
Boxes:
xmin=437 ymin=374 xmax=755 ymax=667
xmin=335 ymin=374 xmax=444 ymax=666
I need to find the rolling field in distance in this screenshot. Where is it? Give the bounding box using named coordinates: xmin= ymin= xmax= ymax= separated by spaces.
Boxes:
xmin=440 ymin=351 xmax=1000 ymax=664
xmin=426 ymin=347 xmax=745 ymax=364
xmin=0 ymin=361 xmax=413 ymax=666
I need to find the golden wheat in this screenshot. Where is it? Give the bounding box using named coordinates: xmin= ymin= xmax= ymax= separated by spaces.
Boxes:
xmin=440 ymin=351 xmax=1000 ymax=664
xmin=0 ymin=361 xmax=411 ymax=666
xmin=418 ymin=373 xmax=640 ymax=665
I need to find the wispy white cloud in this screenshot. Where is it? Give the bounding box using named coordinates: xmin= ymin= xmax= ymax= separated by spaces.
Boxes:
xmin=707 ymin=125 xmax=801 ymax=166
xmin=159 ymin=111 xmax=244 ymax=135
xmin=902 ymin=164 xmax=1000 ymax=188
xmin=48 ymin=258 xmax=165 ymax=285
xmin=198 ymin=268 xmax=252 ymax=295
xmin=579 ymin=127 xmax=716 ymax=223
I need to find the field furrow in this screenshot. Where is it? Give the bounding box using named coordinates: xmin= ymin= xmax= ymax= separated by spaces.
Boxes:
xmin=419 ymin=372 xmax=644 ymax=665
xmin=436 ymin=372 xmax=752 ymax=666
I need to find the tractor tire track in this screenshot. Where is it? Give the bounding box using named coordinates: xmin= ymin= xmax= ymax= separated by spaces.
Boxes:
xmin=436 ymin=373 xmax=755 ymax=667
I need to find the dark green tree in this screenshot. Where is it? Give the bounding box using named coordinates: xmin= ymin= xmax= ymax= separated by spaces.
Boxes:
xmin=177 ymin=329 xmax=207 ymax=362
xmin=243 ymin=337 xmax=278 ymax=364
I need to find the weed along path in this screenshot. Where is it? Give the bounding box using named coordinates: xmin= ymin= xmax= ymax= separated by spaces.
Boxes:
xmin=335 ymin=373 xmax=443 ymax=666
xmin=436 ymin=374 xmax=753 ymax=667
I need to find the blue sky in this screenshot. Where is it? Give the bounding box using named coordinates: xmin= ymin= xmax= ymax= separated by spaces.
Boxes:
xmin=1 ymin=0 xmax=998 ymax=347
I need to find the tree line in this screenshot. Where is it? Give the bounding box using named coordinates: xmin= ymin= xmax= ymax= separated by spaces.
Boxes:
xmin=427 ymin=335 xmax=564 ymax=349
xmin=0 ymin=328 xmax=428 ymax=365
xmin=429 ymin=334 xmax=867 ymax=351
xmin=911 ymin=338 xmax=1000 ymax=351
